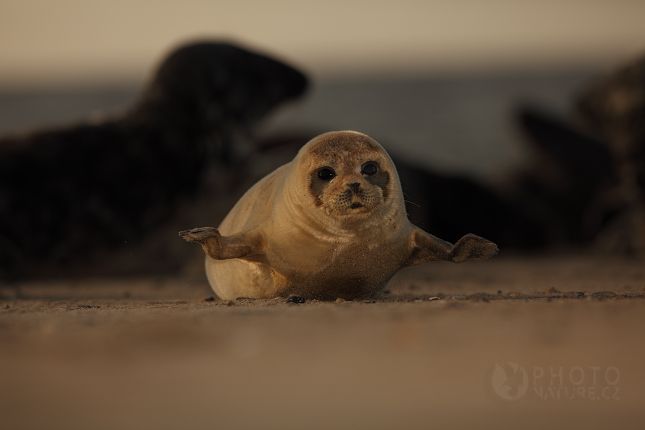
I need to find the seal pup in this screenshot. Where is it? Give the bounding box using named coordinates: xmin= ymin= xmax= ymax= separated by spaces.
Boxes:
xmin=180 ymin=131 xmax=498 ymax=300
xmin=576 ymin=54 xmax=645 ymax=253
xmin=0 ymin=41 xmax=308 ymax=278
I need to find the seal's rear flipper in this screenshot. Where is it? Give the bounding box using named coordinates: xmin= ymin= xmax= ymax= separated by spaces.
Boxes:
xmin=403 ymin=228 xmax=498 ymax=268
xmin=179 ymin=227 xmax=264 ymax=261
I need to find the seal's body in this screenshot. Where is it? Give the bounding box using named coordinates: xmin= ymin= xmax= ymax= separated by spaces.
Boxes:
xmin=181 ymin=131 xmax=497 ymax=300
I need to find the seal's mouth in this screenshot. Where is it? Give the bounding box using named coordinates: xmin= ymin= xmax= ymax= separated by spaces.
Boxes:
xmin=350 ymin=202 xmax=363 ymax=209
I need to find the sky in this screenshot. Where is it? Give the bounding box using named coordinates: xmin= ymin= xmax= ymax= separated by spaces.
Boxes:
xmin=2 ymin=0 xmax=645 ymax=88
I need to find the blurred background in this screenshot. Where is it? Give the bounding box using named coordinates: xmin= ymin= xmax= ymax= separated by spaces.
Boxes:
xmin=2 ymin=0 xmax=645 ymax=179
xmin=3 ymin=4 xmax=645 ymax=428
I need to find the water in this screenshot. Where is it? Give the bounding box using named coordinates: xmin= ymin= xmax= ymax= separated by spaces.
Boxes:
xmin=0 ymin=68 xmax=600 ymax=180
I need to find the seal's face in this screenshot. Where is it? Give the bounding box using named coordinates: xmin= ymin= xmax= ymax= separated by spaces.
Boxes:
xmin=303 ymin=132 xmax=394 ymax=217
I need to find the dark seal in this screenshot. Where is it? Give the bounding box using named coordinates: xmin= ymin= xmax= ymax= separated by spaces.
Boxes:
xmin=0 ymin=41 xmax=308 ymax=278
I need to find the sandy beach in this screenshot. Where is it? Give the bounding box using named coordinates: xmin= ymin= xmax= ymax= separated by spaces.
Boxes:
xmin=2 ymin=253 xmax=644 ymax=429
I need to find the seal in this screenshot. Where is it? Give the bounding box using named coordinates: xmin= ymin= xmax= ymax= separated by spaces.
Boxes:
xmin=180 ymin=131 xmax=498 ymax=300
xmin=0 ymin=41 xmax=308 ymax=278
xmin=576 ymin=54 xmax=645 ymax=253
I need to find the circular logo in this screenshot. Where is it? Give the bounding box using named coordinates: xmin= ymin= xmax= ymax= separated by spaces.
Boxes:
xmin=491 ymin=362 xmax=529 ymax=401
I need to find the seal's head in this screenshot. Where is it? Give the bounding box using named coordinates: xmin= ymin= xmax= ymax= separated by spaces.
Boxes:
xmin=284 ymin=131 xmax=404 ymax=225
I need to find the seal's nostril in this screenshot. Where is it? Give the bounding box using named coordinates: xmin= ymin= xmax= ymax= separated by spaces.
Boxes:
xmin=350 ymin=182 xmax=360 ymax=194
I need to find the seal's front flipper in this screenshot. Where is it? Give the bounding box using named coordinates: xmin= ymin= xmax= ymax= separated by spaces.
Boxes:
xmin=450 ymin=233 xmax=499 ymax=262
xmin=403 ymin=228 xmax=498 ymax=267
xmin=179 ymin=227 xmax=223 ymax=259
xmin=179 ymin=227 xmax=264 ymax=261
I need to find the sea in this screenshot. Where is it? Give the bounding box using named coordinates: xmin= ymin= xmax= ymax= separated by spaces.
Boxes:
xmin=0 ymin=67 xmax=601 ymax=182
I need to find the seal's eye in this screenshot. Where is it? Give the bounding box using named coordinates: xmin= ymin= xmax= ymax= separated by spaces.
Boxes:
xmin=317 ymin=167 xmax=335 ymax=181
xmin=361 ymin=162 xmax=378 ymax=176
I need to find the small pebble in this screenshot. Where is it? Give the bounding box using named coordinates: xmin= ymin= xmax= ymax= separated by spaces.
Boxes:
xmin=286 ymin=294 xmax=306 ymax=304
xmin=335 ymin=298 xmax=346 ymax=303
xmin=203 ymin=297 xmax=216 ymax=302
xmin=564 ymin=291 xmax=585 ymax=298
xmin=592 ymin=291 xmax=617 ymax=298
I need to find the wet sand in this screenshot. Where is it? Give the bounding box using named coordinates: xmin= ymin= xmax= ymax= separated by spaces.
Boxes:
xmin=2 ymin=253 xmax=644 ymax=430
